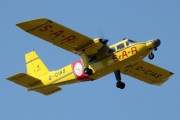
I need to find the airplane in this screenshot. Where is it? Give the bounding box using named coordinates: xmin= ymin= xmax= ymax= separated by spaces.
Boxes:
xmin=7 ymin=18 xmax=174 ymax=96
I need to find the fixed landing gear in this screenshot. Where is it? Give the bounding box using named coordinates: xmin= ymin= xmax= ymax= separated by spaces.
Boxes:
xmin=154 ymin=47 xmax=157 ymax=51
xmin=148 ymin=52 xmax=154 ymax=60
xmin=148 ymin=47 xmax=157 ymax=60
xmin=114 ymin=70 xmax=125 ymax=89
xmin=116 ymin=81 xmax=125 ymax=89
xmin=84 ymin=67 xmax=93 ymax=75
xmin=81 ymin=54 xmax=93 ymax=76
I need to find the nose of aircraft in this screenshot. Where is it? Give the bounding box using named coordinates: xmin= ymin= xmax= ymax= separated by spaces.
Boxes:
xmin=146 ymin=38 xmax=161 ymax=50
xmin=152 ymin=39 xmax=161 ymax=48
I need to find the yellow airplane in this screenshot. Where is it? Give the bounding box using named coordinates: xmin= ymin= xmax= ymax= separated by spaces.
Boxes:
xmin=7 ymin=18 xmax=174 ymax=95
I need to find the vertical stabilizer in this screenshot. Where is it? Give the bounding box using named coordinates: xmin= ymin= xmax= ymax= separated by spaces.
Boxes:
xmin=25 ymin=50 xmax=49 ymax=78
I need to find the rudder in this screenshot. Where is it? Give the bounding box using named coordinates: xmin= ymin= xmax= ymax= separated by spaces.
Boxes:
xmin=25 ymin=50 xmax=49 ymax=78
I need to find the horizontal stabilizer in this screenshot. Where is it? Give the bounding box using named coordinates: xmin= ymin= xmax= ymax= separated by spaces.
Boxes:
xmin=35 ymin=86 xmax=62 ymax=96
xmin=6 ymin=73 xmax=42 ymax=87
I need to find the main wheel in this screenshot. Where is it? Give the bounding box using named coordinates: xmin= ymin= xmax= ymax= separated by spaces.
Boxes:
xmin=116 ymin=81 xmax=125 ymax=89
xmin=84 ymin=68 xmax=93 ymax=75
xmin=148 ymin=53 xmax=154 ymax=60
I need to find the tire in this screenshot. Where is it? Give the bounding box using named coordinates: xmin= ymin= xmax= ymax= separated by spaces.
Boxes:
xmin=116 ymin=81 xmax=125 ymax=89
xmin=84 ymin=68 xmax=93 ymax=75
xmin=148 ymin=53 xmax=154 ymax=60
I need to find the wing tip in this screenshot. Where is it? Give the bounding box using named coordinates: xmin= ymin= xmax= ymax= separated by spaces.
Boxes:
xmin=169 ymin=72 xmax=174 ymax=75
xmin=16 ymin=18 xmax=49 ymax=31
xmin=35 ymin=87 xmax=62 ymax=96
xmin=6 ymin=73 xmax=26 ymax=80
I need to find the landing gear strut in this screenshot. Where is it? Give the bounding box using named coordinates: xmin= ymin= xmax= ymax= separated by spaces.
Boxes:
xmin=114 ymin=70 xmax=125 ymax=89
xmin=81 ymin=54 xmax=93 ymax=75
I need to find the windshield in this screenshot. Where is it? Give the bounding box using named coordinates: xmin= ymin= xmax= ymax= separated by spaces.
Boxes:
xmin=126 ymin=39 xmax=136 ymax=46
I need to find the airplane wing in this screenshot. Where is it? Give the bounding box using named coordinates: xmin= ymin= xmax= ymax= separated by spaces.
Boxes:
xmin=16 ymin=18 xmax=102 ymax=55
xmin=6 ymin=73 xmax=42 ymax=87
xmin=35 ymin=86 xmax=62 ymax=96
xmin=120 ymin=60 xmax=174 ymax=86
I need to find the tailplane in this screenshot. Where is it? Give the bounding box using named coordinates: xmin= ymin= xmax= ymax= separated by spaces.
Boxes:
xmin=6 ymin=50 xmax=62 ymax=95
xmin=25 ymin=50 xmax=49 ymax=78
xmin=6 ymin=73 xmax=62 ymax=96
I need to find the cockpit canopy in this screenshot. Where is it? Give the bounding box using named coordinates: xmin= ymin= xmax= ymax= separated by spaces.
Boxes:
xmin=126 ymin=39 xmax=136 ymax=46
xmin=108 ymin=38 xmax=136 ymax=54
xmin=89 ymin=38 xmax=136 ymax=63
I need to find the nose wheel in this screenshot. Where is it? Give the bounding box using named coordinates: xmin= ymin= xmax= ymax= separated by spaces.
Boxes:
xmin=148 ymin=47 xmax=157 ymax=60
xmin=114 ymin=70 xmax=125 ymax=89
xmin=148 ymin=52 xmax=154 ymax=60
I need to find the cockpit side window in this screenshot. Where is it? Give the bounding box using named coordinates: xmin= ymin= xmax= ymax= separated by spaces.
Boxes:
xmin=128 ymin=39 xmax=135 ymax=43
xmin=126 ymin=39 xmax=136 ymax=46
xmin=108 ymin=47 xmax=116 ymax=54
xmin=126 ymin=41 xmax=129 ymax=46
xmin=117 ymin=43 xmax=124 ymax=50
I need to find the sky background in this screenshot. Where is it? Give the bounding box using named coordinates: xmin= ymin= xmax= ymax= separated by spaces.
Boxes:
xmin=0 ymin=0 xmax=179 ymax=120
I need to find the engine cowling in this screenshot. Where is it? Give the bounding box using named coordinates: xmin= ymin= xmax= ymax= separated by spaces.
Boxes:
xmin=84 ymin=38 xmax=107 ymax=55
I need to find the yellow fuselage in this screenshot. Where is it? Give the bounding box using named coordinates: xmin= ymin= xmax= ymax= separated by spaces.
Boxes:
xmin=28 ymin=40 xmax=154 ymax=90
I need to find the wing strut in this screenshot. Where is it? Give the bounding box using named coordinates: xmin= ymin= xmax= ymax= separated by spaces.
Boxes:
xmin=114 ymin=70 xmax=125 ymax=89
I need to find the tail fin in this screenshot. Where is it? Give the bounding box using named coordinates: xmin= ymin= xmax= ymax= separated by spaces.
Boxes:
xmin=25 ymin=50 xmax=49 ymax=78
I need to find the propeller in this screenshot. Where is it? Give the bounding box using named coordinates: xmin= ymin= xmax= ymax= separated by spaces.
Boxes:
xmin=98 ymin=29 xmax=109 ymax=44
